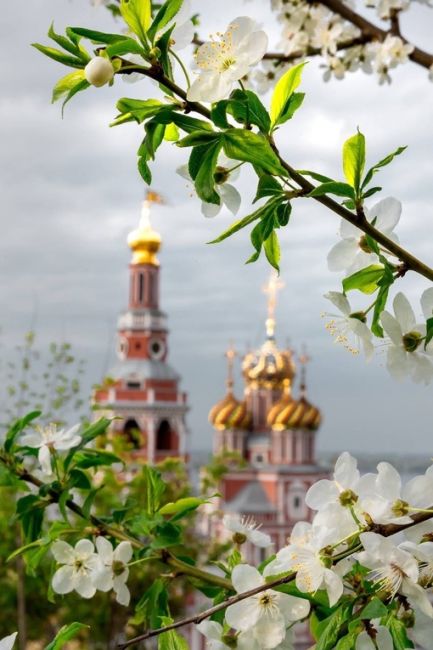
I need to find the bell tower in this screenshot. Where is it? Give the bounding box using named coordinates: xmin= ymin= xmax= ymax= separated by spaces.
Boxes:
xmin=93 ymin=192 xmax=189 ymax=462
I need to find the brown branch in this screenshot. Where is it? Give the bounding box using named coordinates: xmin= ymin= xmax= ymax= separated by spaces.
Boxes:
xmin=263 ymin=36 xmax=369 ymax=64
xmin=119 ymin=505 xmax=433 ymax=648
xmin=115 ymin=61 xmax=433 ymax=283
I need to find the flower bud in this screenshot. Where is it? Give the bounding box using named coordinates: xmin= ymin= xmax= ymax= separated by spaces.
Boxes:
xmin=85 ymin=57 xmax=115 ymax=87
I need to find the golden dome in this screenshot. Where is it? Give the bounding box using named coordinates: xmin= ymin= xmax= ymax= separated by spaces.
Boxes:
xmin=208 ymin=392 xmax=251 ymax=431
xmin=127 ymin=196 xmax=162 ymax=266
xmin=268 ymin=396 xmax=321 ymax=431
xmin=242 ymin=337 xmax=296 ymax=389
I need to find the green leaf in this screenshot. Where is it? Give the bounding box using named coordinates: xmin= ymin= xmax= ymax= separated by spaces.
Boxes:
xmin=44 ymin=622 xmax=89 ymax=650
xmin=253 ymin=175 xmax=284 ymax=203
xmin=148 ymin=0 xmax=184 ymax=43
xmin=361 ymin=186 xmax=382 ymax=200
xmin=361 ymin=146 xmax=407 ymax=190
xmin=32 ymin=44 xmax=83 ymax=68
xmin=316 ymin=604 xmax=352 ymax=650
xmin=120 ymin=0 xmax=152 ymax=46
xmin=154 ymin=110 xmax=213 ymax=134
xmin=68 ymin=468 xmax=92 ymax=490
xmin=177 ymin=131 xmax=221 ymax=147
xmin=52 ymin=70 xmax=87 ymax=103
xmin=73 ymin=449 xmax=121 ymax=469
xmin=247 ymin=212 xmax=276 ymax=263
xmin=69 ymin=27 xmax=131 ymax=44
xmin=309 ymin=182 xmax=355 ymax=199
xmin=115 ymin=97 xmax=166 ymax=123
xmin=143 ymin=465 xmax=166 ymax=515
xmin=138 ymin=156 xmax=152 ymax=183
xmin=298 ymin=170 xmax=335 ymax=184
xmin=106 ymin=38 xmax=146 ymax=57
xmin=135 ymin=579 xmax=168 ymax=627
xmin=192 ymin=139 xmax=223 ymax=204
xmin=342 ymin=130 xmax=366 ymax=194
xmin=151 ymin=521 xmax=181 ymax=548
xmin=371 ymin=267 xmax=394 ymax=337
xmin=63 ymin=418 xmax=110 ymax=471
xmin=5 ymin=410 xmax=41 ymax=453
xmin=342 ymin=264 xmax=385 ymax=295
xmin=222 ymin=129 xmax=286 ymax=176
xmin=270 ymin=62 xmax=306 ymax=127
xmin=210 ymin=196 xmax=282 ymax=244
xmin=334 ymin=631 xmax=358 ymax=650
xmin=264 ymin=230 xmax=281 ymax=272
xmin=276 ymin=91 xmax=304 ymax=126
xmin=212 ymin=90 xmax=271 ymax=133
xmin=359 ymin=596 xmax=388 ymax=619
xmin=276 ymin=201 xmax=292 ymax=226
xmin=158 ymin=617 xmax=189 ymax=650
xmin=388 ymin=616 xmax=414 ymax=650
xmin=48 ymin=23 xmax=88 ymax=60
xmin=425 ymin=317 xmax=433 ymax=350
xmin=158 ymin=496 xmax=208 ymax=516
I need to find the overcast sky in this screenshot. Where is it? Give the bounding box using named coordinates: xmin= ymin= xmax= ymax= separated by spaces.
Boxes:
xmin=0 ymin=1 xmax=432 ymax=456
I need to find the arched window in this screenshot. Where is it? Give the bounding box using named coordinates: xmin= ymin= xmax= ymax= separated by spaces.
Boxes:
xmin=156 ymin=419 xmax=172 ymax=450
xmin=123 ymin=419 xmax=141 ymax=449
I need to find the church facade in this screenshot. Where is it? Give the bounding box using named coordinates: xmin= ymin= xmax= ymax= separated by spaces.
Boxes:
xmin=92 ymin=195 xmax=189 ymax=462
xmin=203 ymin=275 xmax=328 ymax=564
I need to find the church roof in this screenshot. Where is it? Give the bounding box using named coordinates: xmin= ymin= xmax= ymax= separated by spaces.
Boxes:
xmin=110 ymin=359 xmax=179 ymax=382
xmin=224 ymin=480 xmax=277 ymax=513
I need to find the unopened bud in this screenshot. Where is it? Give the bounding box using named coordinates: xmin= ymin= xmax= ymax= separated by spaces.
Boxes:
xmin=85 ymin=57 xmax=114 ymax=87
xmin=149 ymin=47 xmax=162 ymax=61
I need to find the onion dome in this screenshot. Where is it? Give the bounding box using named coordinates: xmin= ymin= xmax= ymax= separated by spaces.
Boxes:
xmin=268 ymin=353 xmax=321 ymax=431
xmin=208 ymin=344 xmax=251 ymax=431
xmin=127 ymin=194 xmax=162 ymax=266
xmin=208 ymin=393 xmax=251 ymax=431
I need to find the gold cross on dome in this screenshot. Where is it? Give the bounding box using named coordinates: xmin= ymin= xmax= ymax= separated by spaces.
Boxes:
xmin=263 ymin=272 xmax=285 ymax=337
xmin=225 ymin=342 xmax=237 ymax=392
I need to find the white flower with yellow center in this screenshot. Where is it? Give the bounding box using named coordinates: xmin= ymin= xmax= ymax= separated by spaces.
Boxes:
xmin=187 ymin=17 xmax=268 ymax=103
xmin=357 ymin=532 xmax=433 ymax=617
xmin=264 ymin=522 xmax=344 ymax=606
xmin=0 ymin=633 xmax=17 ymax=650
xmin=92 ymin=537 xmax=133 ymax=606
xmin=51 ymin=539 xmax=101 ymax=599
xmin=380 ymin=291 xmax=433 ymax=384
xmin=223 ymin=514 xmax=273 ymax=548
xmin=327 ymin=197 xmax=401 ymax=274
xmin=323 ymin=292 xmax=374 ymax=359
xmin=225 ymin=564 xmax=309 ymax=649
xmin=21 ymin=423 xmax=81 ymax=475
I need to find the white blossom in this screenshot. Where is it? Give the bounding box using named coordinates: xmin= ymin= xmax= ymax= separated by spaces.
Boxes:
xmin=327 ymin=197 xmax=401 ymax=273
xmin=357 ymin=532 xmax=433 ymax=616
xmin=323 ymin=292 xmax=374 ymax=359
xmin=223 ymin=514 xmax=273 ymax=548
xmin=21 ymin=423 xmax=81 ymax=475
xmin=177 ymin=155 xmax=241 ymax=217
xmin=381 ymin=292 xmax=433 ymax=384
xmin=355 ymin=623 xmax=393 ymax=650
xmin=92 ymin=537 xmax=133 ymax=606
xmin=51 ymin=539 xmax=101 ymax=599
xmin=264 ymin=522 xmax=344 ymax=606
xmin=0 ymin=634 xmax=17 ymax=650
xmin=187 ymin=17 xmax=268 ymax=102
xmin=225 ymin=564 xmax=309 ymax=649
xmin=84 ymin=57 xmax=114 ymax=87
xmin=196 ymin=621 xmax=231 ymax=650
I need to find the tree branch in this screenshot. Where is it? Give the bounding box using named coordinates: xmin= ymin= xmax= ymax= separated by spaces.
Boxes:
xmin=119 ymin=505 xmax=433 ymax=648
xmin=0 ymin=452 xmax=232 ymax=591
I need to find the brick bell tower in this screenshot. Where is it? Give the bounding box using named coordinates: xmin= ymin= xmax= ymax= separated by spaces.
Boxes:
xmin=93 ymin=192 xmax=189 ymax=461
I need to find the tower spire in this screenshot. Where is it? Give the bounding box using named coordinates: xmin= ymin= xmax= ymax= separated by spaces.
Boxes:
xmin=263 ymin=271 xmax=285 ymax=338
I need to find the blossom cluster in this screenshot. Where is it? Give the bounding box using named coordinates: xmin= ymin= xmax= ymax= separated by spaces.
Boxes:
xmin=323 ymin=196 xmax=433 ymax=384
xmin=198 ymin=452 xmax=433 ymax=650
xmin=253 ymin=0 xmax=429 ymax=88
xmin=51 ymin=537 xmax=133 ymax=605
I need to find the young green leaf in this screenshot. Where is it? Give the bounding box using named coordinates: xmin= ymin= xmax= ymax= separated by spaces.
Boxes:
xmin=388 ymin=616 xmax=415 ymax=650
xmin=270 ymin=61 xmax=306 ymax=127
xmin=158 ymin=617 xmax=189 ymax=650
xmin=264 ymin=230 xmax=281 ymax=272
xmin=158 ymin=496 xmax=209 ymax=516
xmin=342 ymin=130 xmax=366 ymax=195
xmin=253 ymin=175 xmax=284 ymax=203
xmin=316 ymin=604 xmax=352 ymax=650
xmin=210 ymin=196 xmax=282 ymax=244
xmin=5 ymin=410 xmax=41 ymax=453
xmin=120 ymin=0 xmax=151 ymax=47
xmin=44 ymin=623 xmax=89 ymax=650
xmin=48 ymin=23 xmax=88 ymax=60
xmin=52 ymin=70 xmax=88 ymax=107
xmin=69 ymin=27 xmax=131 ymax=44
xmin=309 ymin=182 xmax=355 ymax=199
xmin=361 ymin=145 xmax=407 ymax=190
xmin=342 ymin=264 xmax=385 ymax=295
xmin=298 ymin=169 xmax=335 ymax=184
xmin=148 ymin=0 xmax=184 ymax=43
xmin=275 ymin=91 xmax=305 ymax=127
xmin=192 ymin=139 xmax=223 ymax=204
xmin=222 ymin=129 xmax=287 ymax=176
xmin=359 ymin=597 xmax=388 ymax=619
xmin=32 ymin=44 xmax=84 ymax=69
xmin=177 ymin=131 xmax=221 ymax=147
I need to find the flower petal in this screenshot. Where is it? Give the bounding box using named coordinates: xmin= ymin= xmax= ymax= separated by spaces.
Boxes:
xmin=334 ymin=452 xmax=360 ymax=489
xmin=220 ymin=183 xmax=241 ymax=215
xmin=252 ymin=609 xmax=285 ymax=649
xmin=393 ymin=292 xmax=416 ymax=333
xmin=327 ymin=239 xmax=358 ymax=272
xmin=276 ymin=592 xmax=310 ymax=622
xmin=196 ymin=620 xmax=223 ymax=642
xmin=114 ymin=541 xmax=133 ymax=565
xmin=376 ymin=462 xmax=401 ymax=501
xmin=248 ymin=528 xmax=273 ymax=548
xmin=0 ymin=632 xmax=18 ymax=650
xmin=367 ymin=197 xmax=401 ymax=233
xmin=381 ymin=311 xmax=403 ymax=344
xmin=323 ymin=568 xmax=343 ymax=607
xmin=38 ymin=445 xmax=52 ymax=475
xmin=95 ymin=536 xmax=113 ymax=564
xmin=75 ymin=539 xmax=95 ymax=559
xmin=231 ymin=564 xmax=263 ymax=593
xmin=421 ymin=287 xmax=433 ymax=321
xmin=324 ymin=291 xmax=351 ymax=316
xmin=52 ymin=565 xmax=74 ymax=594
xmin=75 ymin=575 xmax=97 ymax=599
xmin=305 ymin=480 xmax=339 ymax=510
xmin=225 ymin=597 xmax=260 ymax=631
xmin=51 ymin=540 xmax=75 ymax=564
